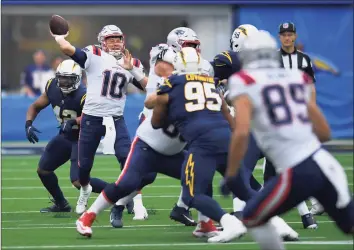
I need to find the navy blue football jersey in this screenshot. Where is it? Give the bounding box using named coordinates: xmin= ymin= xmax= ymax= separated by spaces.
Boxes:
xmin=45 ymin=78 xmax=86 ymax=139
xmin=157 ymin=74 xmax=229 ymax=143
xmin=212 ymin=50 xmax=241 ymax=80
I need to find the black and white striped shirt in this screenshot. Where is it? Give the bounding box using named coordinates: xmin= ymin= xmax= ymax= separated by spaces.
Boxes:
xmin=279 ymin=48 xmax=316 ymax=82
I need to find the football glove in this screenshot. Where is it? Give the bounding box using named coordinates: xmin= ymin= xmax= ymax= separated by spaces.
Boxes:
xmin=60 ymin=119 xmax=77 ymax=134
xmin=25 ymin=120 xmax=41 ymax=144
xmin=219 ymin=177 xmax=232 ymax=197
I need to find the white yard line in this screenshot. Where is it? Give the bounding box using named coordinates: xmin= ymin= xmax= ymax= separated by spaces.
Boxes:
xmin=2 ymin=220 xmax=336 ymax=229
xmin=1 ymin=185 xmax=183 ymax=190
xmin=2 ymin=241 xmax=353 ymax=249
xmin=2 ymin=207 xmax=224 ymax=214
xmin=2 ymin=165 xmax=353 ymax=172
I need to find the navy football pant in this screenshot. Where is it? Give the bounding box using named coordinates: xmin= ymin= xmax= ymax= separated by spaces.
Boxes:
xmin=39 ymin=134 xmax=78 ymax=183
xmin=228 ymin=133 xmax=263 ymax=202
xmin=242 ymin=149 xmax=354 ymax=234
xmin=103 ymin=137 xmax=184 ymax=203
xmin=78 ymin=114 xmax=131 ymax=186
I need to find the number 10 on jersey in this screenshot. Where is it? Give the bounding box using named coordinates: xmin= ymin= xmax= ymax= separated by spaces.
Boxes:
xmin=101 ymin=70 xmax=127 ymax=99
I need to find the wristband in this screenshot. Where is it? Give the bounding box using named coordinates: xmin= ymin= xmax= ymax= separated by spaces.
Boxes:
xmin=129 ymin=67 xmax=145 ymax=82
xmin=25 ymin=120 xmax=33 ymax=128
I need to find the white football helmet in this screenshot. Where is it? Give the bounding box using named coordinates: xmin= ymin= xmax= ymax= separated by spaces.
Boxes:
xmin=56 ymin=60 xmax=82 ymax=94
xmin=97 ymin=25 xmax=125 ymax=58
xmin=167 ymin=27 xmax=200 ymax=53
xmin=230 ymin=24 xmax=259 ymax=52
xmin=173 ymin=47 xmax=202 ymax=75
xmin=238 ymin=30 xmax=280 ymax=69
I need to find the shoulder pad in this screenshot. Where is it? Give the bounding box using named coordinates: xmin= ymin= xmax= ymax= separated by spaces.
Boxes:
xmin=157 ymin=75 xmax=177 ymax=95
xmin=45 ymin=78 xmax=56 ymax=93
xmin=82 ymin=45 xmax=102 ymax=56
xmin=213 ymin=51 xmax=234 ymax=67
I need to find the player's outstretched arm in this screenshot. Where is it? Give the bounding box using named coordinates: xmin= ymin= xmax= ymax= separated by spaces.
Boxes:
xmin=26 ymin=92 xmax=50 ymax=122
xmin=51 ymin=32 xmax=75 ymax=56
xmin=25 ymin=92 xmax=50 ymax=143
xmin=226 ymin=95 xmax=252 ymax=178
xmin=307 ymin=86 xmax=331 ymax=142
xmin=51 ymin=32 xmax=88 ymax=69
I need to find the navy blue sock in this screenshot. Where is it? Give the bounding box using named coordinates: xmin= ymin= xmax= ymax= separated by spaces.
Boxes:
xmin=90 ymin=177 xmax=108 ymax=193
xmin=191 ymin=195 xmax=225 ymax=222
xmin=38 ymin=172 xmax=65 ymax=205
xmin=250 ymin=175 xmax=262 ymax=191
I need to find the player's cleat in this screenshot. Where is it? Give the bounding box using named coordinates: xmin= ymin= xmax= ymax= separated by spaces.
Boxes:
xmin=75 ymin=184 xmax=92 ymax=215
xmin=170 ymin=204 xmax=197 ymax=226
xmin=208 ymin=214 xmax=246 ymax=243
xmin=76 ymin=211 xmax=96 ymax=238
xmin=40 ymin=199 xmax=72 ymax=213
xmin=193 ymin=220 xmax=219 ymax=238
xmin=126 ymin=200 xmax=134 ymax=214
xmin=110 ymin=205 xmax=124 ymax=228
xmin=301 ymin=213 xmax=318 ymax=229
xmin=310 ymin=202 xmax=325 ymax=216
xmin=271 ymin=216 xmax=299 ymax=241
xmin=133 ymin=205 xmax=148 ymax=220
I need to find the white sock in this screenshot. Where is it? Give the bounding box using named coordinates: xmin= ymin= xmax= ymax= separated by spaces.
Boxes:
xmin=115 ymin=191 xmax=138 ymax=206
xmin=133 ymin=193 xmax=144 ymax=208
xmin=249 ymin=222 xmax=284 ymax=250
xmin=198 ymin=212 xmax=209 ymax=223
xmin=297 ymin=201 xmax=310 ymax=216
xmin=81 ymin=184 xmax=90 ymax=192
xmin=87 ymin=192 xmax=111 ymax=215
xmin=233 ymin=197 xmax=246 ymax=212
xmin=176 ymin=190 xmax=189 ymax=210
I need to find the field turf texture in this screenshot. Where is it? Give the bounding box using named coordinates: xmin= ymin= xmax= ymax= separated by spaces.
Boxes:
xmin=2 ymin=154 xmax=353 ymax=250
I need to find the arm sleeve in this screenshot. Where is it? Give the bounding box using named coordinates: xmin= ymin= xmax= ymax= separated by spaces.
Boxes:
xmin=70 ymin=47 xmax=88 ymax=69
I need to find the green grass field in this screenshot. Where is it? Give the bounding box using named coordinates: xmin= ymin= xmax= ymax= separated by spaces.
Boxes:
xmin=2 ymin=154 xmax=353 ymax=250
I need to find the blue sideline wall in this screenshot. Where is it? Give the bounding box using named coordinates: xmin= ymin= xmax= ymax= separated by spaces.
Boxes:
xmin=2 ymin=94 xmax=144 ymax=142
xmin=236 ymin=5 xmax=353 ymax=139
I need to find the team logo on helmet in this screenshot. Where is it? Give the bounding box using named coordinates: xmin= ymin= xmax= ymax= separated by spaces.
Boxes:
xmin=175 ymin=29 xmax=185 ymax=36
xmin=238 ymin=27 xmax=248 ymax=36
xmin=283 ymin=23 xmax=289 ymax=28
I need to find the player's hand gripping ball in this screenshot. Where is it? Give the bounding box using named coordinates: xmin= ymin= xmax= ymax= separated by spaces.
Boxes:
xmin=49 ymin=15 xmax=69 ymax=35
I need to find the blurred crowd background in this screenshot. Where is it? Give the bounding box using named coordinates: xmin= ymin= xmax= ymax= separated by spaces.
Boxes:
xmin=1 ymin=1 xmax=353 ymax=144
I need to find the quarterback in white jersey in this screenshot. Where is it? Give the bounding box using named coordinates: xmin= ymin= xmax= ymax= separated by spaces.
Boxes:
xmin=225 ymin=31 xmax=353 ymax=249
xmin=51 ymin=24 xmax=146 ymax=215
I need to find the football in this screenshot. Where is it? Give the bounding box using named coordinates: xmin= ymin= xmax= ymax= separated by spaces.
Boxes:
xmin=49 ymin=15 xmax=69 ymax=35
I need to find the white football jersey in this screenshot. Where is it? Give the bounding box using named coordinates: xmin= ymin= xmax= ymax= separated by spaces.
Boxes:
xmin=81 ymin=45 xmax=144 ymax=117
xmin=228 ymin=68 xmax=321 ymax=172
xmin=137 ymin=44 xmax=186 ymax=155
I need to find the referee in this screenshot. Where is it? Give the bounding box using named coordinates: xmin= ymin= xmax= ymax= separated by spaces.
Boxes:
xmin=278 ymin=22 xmax=316 ymax=83
xmin=263 ymin=21 xmax=319 ymax=230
